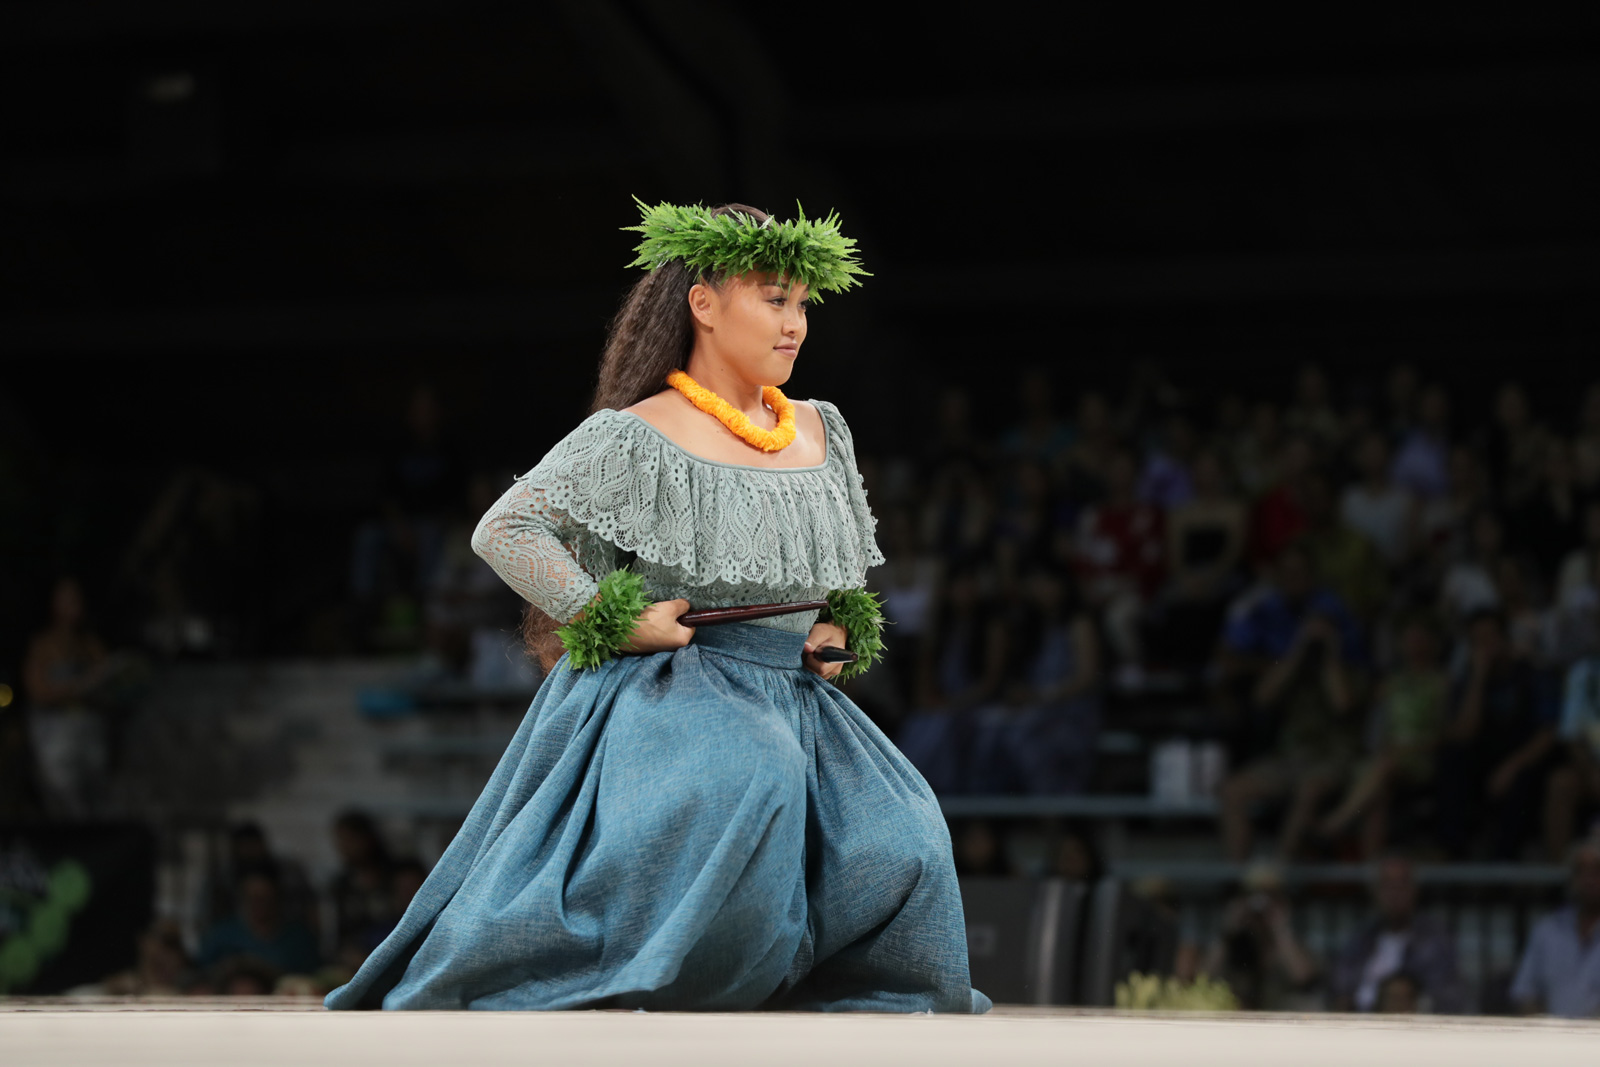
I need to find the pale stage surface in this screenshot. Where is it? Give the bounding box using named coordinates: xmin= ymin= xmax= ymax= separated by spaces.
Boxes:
xmin=3 ymin=1000 xmax=1597 ymax=1066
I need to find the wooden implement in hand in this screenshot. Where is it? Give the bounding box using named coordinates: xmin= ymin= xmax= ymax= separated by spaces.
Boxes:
xmin=676 ymin=600 xmax=859 ymax=663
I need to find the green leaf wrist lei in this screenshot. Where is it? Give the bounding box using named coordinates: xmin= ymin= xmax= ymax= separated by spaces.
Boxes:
xmin=556 ymin=569 xmax=653 ymax=671
xmin=818 ymin=588 xmax=889 ymax=683
xmin=555 ymin=572 xmax=887 ymax=679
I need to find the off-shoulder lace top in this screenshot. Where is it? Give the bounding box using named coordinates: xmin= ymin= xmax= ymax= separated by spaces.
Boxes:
xmin=470 ymin=399 xmax=885 ymax=634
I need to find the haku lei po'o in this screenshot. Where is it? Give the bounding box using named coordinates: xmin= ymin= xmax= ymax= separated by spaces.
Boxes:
xmin=667 ymin=369 xmax=796 ymax=453
xmin=623 ymin=199 xmax=868 ymax=302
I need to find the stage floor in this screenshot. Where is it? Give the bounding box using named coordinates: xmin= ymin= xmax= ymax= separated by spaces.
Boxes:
xmin=3 ymin=1000 xmax=1597 ymax=1066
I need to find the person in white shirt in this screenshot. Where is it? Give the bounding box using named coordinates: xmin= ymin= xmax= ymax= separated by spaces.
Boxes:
xmin=1511 ymin=841 xmax=1600 ymax=1017
xmin=1340 ymin=430 xmax=1416 ymax=568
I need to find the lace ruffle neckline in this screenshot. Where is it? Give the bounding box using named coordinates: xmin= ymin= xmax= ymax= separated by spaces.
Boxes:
xmin=515 ymin=400 xmax=883 ymax=590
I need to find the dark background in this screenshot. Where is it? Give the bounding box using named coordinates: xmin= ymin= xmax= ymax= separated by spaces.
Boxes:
xmin=4 ymin=3 xmax=1598 ymax=667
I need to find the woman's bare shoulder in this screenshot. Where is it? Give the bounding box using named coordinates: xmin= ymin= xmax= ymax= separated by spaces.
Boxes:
xmin=620 ymin=388 xmax=687 ymax=430
xmin=792 ymin=399 xmax=825 ymax=439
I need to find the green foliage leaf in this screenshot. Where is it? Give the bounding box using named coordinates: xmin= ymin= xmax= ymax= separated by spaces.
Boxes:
xmin=821 ymin=587 xmax=888 ymax=683
xmin=622 ymin=198 xmax=870 ymax=301
xmin=556 ymin=569 xmax=654 ymax=671
xmin=1115 ymin=971 xmax=1239 ymax=1012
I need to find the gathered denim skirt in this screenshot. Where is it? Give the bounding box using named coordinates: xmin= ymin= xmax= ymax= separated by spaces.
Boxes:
xmin=324 ymin=623 xmax=990 ymax=1013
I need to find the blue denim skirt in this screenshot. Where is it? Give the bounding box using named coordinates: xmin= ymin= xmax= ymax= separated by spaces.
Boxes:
xmin=324 ymin=623 xmax=990 ymax=1013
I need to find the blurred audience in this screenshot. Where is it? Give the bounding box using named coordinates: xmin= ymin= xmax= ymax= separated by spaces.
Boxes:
xmin=23 ymin=578 xmax=116 ymax=819
xmin=1327 ymin=856 xmax=1467 ymax=1013
xmin=1318 ymin=617 xmax=1448 ymax=856
xmin=94 ymin=919 xmax=194 ymax=996
xmin=26 ymin=358 xmax=1600 ymax=1012
xmin=1546 ymin=644 xmax=1600 ymax=859
xmin=330 ymin=810 xmax=396 ymax=964
xmin=351 ymin=385 xmax=462 ymax=650
xmin=196 ymin=864 xmax=320 ymax=980
xmin=1217 ymin=546 xmax=1366 ymax=861
xmin=120 ymin=467 xmax=261 ymax=657
xmin=1510 ymin=839 xmax=1600 ymax=1017
xmin=1200 ymin=863 xmax=1320 ymax=1011
xmin=1436 ymin=609 xmax=1557 ymax=860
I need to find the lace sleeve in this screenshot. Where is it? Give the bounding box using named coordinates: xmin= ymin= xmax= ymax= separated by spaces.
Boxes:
xmin=470 ymin=478 xmax=613 ymax=624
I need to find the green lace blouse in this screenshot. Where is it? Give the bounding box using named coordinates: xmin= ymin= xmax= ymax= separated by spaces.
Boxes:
xmin=470 ymin=400 xmax=885 ymax=634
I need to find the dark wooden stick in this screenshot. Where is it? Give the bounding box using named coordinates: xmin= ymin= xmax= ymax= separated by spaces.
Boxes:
xmin=678 ymin=600 xmax=829 ymax=626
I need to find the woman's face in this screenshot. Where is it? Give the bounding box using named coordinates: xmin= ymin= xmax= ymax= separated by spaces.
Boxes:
xmin=689 ymin=271 xmax=809 ymax=387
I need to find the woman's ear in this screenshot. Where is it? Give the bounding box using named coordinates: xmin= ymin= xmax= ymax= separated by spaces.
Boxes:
xmin=687 ymin=281 xmax=717 ymax=329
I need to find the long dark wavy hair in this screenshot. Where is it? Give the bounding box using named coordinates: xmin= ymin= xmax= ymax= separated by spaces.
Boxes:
xmin=521 ymin=203 xmax=771 ymax=670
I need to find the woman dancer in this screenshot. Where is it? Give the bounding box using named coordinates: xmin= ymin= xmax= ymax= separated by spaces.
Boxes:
xmin=325 ymin=201 xmax=989 ymax=1013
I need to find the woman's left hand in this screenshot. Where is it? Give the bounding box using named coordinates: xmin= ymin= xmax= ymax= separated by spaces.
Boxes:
xmin=802 ymin=621 xmax=850 ymax=681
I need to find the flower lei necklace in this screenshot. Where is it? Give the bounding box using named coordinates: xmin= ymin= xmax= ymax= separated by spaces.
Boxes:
xmin=666 ymin=369 xmax=796 ymax=452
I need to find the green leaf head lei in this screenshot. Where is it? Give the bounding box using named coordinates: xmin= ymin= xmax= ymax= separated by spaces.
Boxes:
xmin=622 ymin=198 xmax=869 ymax=301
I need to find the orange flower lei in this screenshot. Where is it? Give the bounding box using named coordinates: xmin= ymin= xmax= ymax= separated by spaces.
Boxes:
xmin=666 ymin=369 xmax=796 ymax=452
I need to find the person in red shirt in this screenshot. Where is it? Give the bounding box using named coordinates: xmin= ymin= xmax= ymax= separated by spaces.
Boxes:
xmin=1247 ymin=434 xmax=1315 ymax=566
xmin=1074 ymin=447 xmax=1166 ymax=687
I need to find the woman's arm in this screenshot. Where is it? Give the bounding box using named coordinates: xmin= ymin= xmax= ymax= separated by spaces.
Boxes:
xmin=470 ymin=479 xmax=606 ymax=625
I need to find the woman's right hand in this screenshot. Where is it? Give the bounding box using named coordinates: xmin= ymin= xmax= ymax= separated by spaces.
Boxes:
xmin=619 ymin=599 xmax=695 ymax=655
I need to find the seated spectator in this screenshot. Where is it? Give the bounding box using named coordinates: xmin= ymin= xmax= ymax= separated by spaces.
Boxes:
xmin=1439 ymin=511 xmax=1507 ymax=624
xmin=197 ymin=865 xmax=320 ymax=980
xmin=1436 ymin=609 xmax=1559 ymax=859
xmin=356 ymin=858 xmax=429 ymax=954
xmin=897 ymin=564 xmax=1005 ymax=793
xmin=1072 ymin=446 xmax=1166 ymax=688
xmin=1059 ymin=390 xmax=1117 ymax=502
xmin=999 ymin=366 xmax=1073 ymax=467
xmin=1327 ymin=855 xmax=1467 ymax=1013
xmin=1415 ymin=445 xmax=1490 ymax=571
xmin=967 ymin=567 xmax=1102 ymax=795
xmin=1217 ymin=545 xmax=1366 ymax=860
xmin=350 ymin=385 xmax=462 ymax=650
xmin=1138 ymin=413 xmax=1198 ymax=510
xmin=429 ymin=473 xmax=527 ymax=680
xmin=121 ymin=466 xmax=260 ymax=658
xmin=23 ymin=577 xmax=112 ymax=820
xmin=1510 ymin=840 xmax=1600 ymax=1018
xmin=1318 ymin=617 xmax=1449 ymax=856
xmin=330 ymin=811 xmax=396 ymax=961
xmin=208 ymin=823 xmax=317 ymax=936
xmin=1284 ymin=362 xmax=1343 ymax=455
xmin=1390 ymin=384 xmax=1451 ymax=500
xmin=1545 ymin=648 xmax=1600 ymax=860
xmin=96 ymin=919 xmax=194 ymax=996
xmin=1245 ymin=435 xmax=1313 ymax=568
xmin=1510 ymin=437 xmax=1585 ymax=566
xmin=1156 ymin=447 xmax=1247 ymax=669
xmin=1486 ymin=383 xmax=1544 ymax=509
xmin=1340 ymin=430 xmax=1416 ymax=569
xmin=950 ymin=818 xmax=1008 ymax=876
xmin=1201 ymin=863 xmax=1320 ymax=1011
xmin=1051 ymin=821 xmax=1103 ymax=884
xmin=993 ymin=460 xmax=1055 ymax=576
xmin=1230 ymin=401 xmax=1285 ymax=500
xmin=878 ymin=507 xmax=942 ymax=649
xmin=1299 ymin=471 xmax=1388 ymax=622
xmin=1557 ymin=501 xmax=1600 ymax=594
